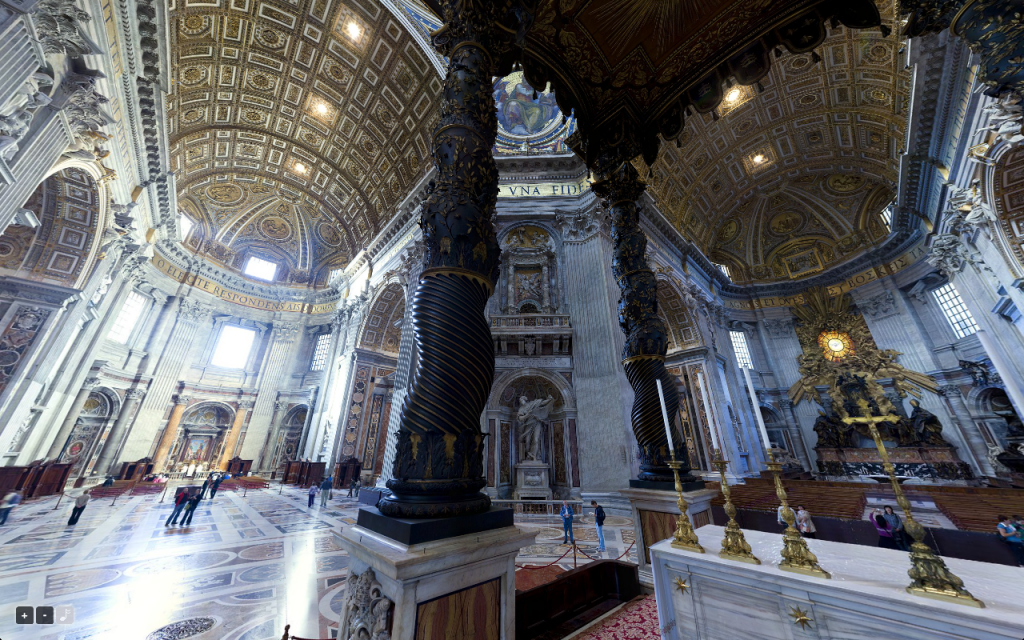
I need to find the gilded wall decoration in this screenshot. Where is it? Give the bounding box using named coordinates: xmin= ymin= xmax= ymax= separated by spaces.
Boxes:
xmin=168 ymin=0 xmax=442 ymax=285
xmin=787 ymin=287 xmax=936 ymax=411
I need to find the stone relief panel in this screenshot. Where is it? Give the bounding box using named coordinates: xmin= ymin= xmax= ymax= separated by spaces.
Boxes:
xmin=0 ymin=306 xmax=51 ymax=397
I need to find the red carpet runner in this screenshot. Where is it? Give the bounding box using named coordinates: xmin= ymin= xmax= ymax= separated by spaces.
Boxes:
xmin=573 ymin=595 xmax=659 ymax=639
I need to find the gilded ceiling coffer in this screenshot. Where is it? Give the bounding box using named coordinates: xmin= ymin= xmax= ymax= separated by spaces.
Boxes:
xmin=379 ymin=0 xmax=535 ymax=518
xmin=590 ymin=124 xmax=694 ymax=484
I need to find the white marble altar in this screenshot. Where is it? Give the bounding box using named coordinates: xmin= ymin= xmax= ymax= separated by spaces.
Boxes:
xmin=651 ymin=525 xmax=1024 ymax=640
xmin=337 ymin=523 xmax=535 ymax=639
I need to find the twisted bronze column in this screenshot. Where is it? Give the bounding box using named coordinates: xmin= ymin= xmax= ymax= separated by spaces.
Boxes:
xmin=379 ymin=0 xmax=532 ymax=518
xmin=591 ymin=154 xmax=692 ymax=483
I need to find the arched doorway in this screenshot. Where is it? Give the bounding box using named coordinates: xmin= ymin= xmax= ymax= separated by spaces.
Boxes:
xmin=273 ymin=405 xmax=308 ymax=470
xmin=168 ymin=403 xmax=235 ymax=477
xmin=60 ymin=389 xmax=118 ymax=478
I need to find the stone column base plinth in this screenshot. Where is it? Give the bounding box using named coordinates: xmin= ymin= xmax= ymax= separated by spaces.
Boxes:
xmin=336 ymin=523 xmax=535 ymax=640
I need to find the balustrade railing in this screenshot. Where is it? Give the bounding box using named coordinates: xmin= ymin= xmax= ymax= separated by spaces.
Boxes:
xmin=491 ymin=499 xmax=584 ymax=516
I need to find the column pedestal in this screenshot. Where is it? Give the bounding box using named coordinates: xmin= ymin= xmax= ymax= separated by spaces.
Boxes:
xmin=620 ymin=486 xmax=718 ymax=587
xmin=336 ymin=524 xmax=534 ymax=640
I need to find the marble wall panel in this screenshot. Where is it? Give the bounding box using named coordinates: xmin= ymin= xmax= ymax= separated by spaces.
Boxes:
xmin=414 ymin=577 xmax=501 ymax=640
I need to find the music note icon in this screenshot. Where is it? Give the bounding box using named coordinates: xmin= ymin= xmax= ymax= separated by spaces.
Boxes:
xmin=57 ymin=605 xmax=74 ymax=624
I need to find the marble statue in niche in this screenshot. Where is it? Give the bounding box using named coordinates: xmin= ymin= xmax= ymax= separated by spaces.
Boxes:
xmin=517 ymin=394 xmax=554 ymax=462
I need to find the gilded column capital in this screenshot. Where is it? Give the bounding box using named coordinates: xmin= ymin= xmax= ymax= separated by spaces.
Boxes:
xmin=123 ymin=388 xmax=146 ymax=401
xmin=173 ymin=394 xmax=192 ymax=406
xmin=237 ymin=399 xmax=255 ymax=410
xmin=82 ymin=377 xmax=101 ymax=389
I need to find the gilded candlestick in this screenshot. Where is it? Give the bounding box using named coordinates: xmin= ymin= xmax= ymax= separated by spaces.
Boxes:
xmin=767 ymin=448 xmax=830 ymax=578
xmin=844 ymin=399 xmax=983 ymax=607
xmin=668 ymin=458 xmax=704 ymax=553
xmin=712 ymin=448 xmax=760 ymax=564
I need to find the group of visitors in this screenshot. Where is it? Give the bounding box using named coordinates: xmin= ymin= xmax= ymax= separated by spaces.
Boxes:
xmin=164 ymin=472 xmax=223 ymax=527
xmin=558 ymin=500 xmax=608 ymax=554
xmin=307 ymin=475 xmax=363 ymax=507
xmin=776 ymin=504 xmax=817 ymax=538
xmin=997 ymin=515 xmax=1024 ymax=565
xmin=871 ymin=506 xmax=910 ymax=550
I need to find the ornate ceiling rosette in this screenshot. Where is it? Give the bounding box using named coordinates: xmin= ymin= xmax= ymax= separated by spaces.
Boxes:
xmin=167 ymin=0 xmax=443 ymax=286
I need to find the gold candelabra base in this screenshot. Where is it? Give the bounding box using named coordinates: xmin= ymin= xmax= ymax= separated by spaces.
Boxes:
xmin=668 ymin=459 xmax=704 ymax=553
xmin=767 ymin=459 xmax=830 ymax=579
xmin=712 ymin=450 xmax=759 ymax=564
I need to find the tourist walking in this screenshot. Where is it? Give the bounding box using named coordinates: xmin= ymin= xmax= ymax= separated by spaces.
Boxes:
xmin=591 ymin=500 xmax=606 ymax=552
xmin=209 ymin=474 xmax=223 ymax=500
xmin=308 ymin=483 xmax=319 ymax=508
xmin=795 ymin=505 xmax=816 ymax=539
xmin=871 ymin=510 xmax=898 ymax=549
xmin=347 ymin=476 xmax=355 ymax=498
xmin=181 ymin=493 xmax=202 ymax=527
xmin=166 ymin=489 xmax=189 ymax=526
xmin=997 ymin=515 xmax=1024 ymax=565
xmin=320 ymin=477 xmax=333 ymax=507
xmin=0 ymin=490 xmax=22 ymax=525
xmin=560 ymin=500 xmax=575 ymax=545
xmin=882 ymin=505 xmax=909 ymax=551
xmin=67 ymin=489 xmax=90 ymax=526
xmin=199 ymin=477 xmax=210 ymax=500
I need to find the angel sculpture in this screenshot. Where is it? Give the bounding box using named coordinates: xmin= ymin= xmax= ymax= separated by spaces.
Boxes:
xmin=517 ymin=394 xmax=554 ymax=462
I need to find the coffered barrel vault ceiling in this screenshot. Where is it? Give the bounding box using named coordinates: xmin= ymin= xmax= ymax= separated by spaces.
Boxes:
xmin=644 ymin=0 xmax=909 ymax=284
xmin=167 ymin=0 xmax=442 ymax=286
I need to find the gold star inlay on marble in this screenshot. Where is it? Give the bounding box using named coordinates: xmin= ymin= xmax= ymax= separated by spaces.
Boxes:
xmin=673 ymin=576 xmax=689 ymax=594
xmin=788 ymin=605 xmax=813 ymax=629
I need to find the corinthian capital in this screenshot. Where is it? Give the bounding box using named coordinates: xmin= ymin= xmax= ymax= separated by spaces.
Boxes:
xmin=274 ymin=322 xmax=301 ymax=343
xmin=553 ymin=206 xmax=605 ymax=242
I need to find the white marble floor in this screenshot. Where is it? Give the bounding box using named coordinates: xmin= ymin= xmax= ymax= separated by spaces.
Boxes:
xmin=0 ymin=486 xmax=636 ymax=639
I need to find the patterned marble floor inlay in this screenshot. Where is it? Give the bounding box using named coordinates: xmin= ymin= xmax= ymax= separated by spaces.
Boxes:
xmin=0 ymin=486 xmax=636 ymax=639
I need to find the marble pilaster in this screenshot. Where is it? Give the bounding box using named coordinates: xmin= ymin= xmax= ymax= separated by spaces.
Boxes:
xmin=559 ymin=214 xmax=634 ymax=490
xmin=238 ymin=323 xmax=299 ymax=462
xmin=93 ymin=387 xmax=145 ymax=475
xmin=120 ymin=299 xmax=211 ymax=464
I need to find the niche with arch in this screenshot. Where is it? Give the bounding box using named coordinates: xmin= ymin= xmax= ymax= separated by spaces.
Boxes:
xmin=61 ymin=389 xmax=119 ymax=478
xmin=168 ymin=403 xmax=235 ymax=474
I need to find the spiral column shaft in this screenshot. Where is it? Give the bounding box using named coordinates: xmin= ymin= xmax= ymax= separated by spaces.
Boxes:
xmin=592 ymin=156 xmax=693 ymax=482
xmin=379 ymin=0 xmax=533 ymax=518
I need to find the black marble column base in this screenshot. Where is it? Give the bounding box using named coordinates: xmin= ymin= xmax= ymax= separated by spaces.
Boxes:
xmin=629 ymin=478 xmax=706 ymax=492
xmin=356 ymin=506 xmax=514 ymax=545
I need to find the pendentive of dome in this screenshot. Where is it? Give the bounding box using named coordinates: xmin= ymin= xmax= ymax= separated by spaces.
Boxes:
xmin=492 ymin=71 xmax=576 ymax=156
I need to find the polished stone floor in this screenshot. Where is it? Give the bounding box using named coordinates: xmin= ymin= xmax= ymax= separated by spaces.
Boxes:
xmin=0 ymin=486 xmax=636 ymax=639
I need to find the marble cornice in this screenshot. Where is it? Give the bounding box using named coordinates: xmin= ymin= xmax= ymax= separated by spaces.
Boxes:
xmin=0 ymin=276 xmax=80 ymax=307
xmin=496 ymin=154 xmax=587 ymax=181
xmin=154 ymin=241 xmax=340 ymax=308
